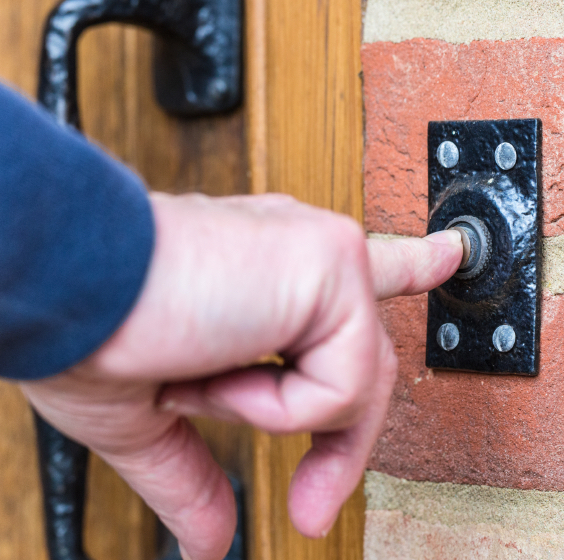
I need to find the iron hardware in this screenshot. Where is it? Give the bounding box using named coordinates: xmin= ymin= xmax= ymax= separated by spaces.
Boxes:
xmin=34 ymin=1 xmax=243 ymax=558
xmin=39 ymin=0 xmax=242 ymax=126
xmin=426 ymin=119 xmax=541 ymax=375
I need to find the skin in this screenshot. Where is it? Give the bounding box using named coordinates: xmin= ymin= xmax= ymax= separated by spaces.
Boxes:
xmin=20 ymin=192 xmax=462 ymax=560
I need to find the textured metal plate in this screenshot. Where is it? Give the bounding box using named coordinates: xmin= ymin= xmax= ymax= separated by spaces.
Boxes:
xmin=426 ymin=119 xmax=541 ymax=375
xmin=153 ymin=0 xmax=242 ymax=116
xmin=38 ymin=0 xmax=242 ymax=127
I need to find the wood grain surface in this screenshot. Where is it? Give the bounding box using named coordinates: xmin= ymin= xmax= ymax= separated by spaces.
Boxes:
xmin=0 ymin=4 xmax=250 ymax=559
xmin=246 ymin=0 xmax=365 ymax=558
xmin=0 ymin=0 xmax=364 ymax=558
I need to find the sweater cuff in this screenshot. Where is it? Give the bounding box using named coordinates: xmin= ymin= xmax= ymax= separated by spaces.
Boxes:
xmin=0 ymin=84 xmax=155 ymax=380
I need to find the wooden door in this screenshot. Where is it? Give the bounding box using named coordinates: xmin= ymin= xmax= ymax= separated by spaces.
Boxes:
xmin=246 ymin=1 xmax=365 ymax=558
xmin=0 ymin=0 xmax=364 ymax=558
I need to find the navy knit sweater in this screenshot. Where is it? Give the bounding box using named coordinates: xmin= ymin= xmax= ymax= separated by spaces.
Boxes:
xmin=0 ymin=84 xmax=154 ymax=380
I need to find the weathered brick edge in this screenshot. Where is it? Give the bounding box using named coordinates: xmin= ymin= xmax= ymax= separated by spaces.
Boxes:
xmin=363 ymin=0 xmax=564 ymax=45
xmin=363 ymin=38 xmax=564 ymax=490
xmin=364 ymin=471 xmax=564 ymax=559
xmin=363 ymin=38 xmax=564 ymax=238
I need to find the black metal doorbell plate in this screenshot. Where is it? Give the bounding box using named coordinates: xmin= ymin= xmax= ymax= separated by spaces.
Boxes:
xmin=426 ymin=119 xmax=541 ymax=376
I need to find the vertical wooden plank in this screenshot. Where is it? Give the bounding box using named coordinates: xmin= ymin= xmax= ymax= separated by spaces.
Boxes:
xmin=254 ymin=433 xmax=365 ymax=560
xmin=0 ymin=388 xmax=47 ymax=560
xmin=250 ymin=430 xmax=273 ymax=560
xmin=0 ymin=2 xmax=251 ymax=559
xmin=71 ymin=24 xmax=156 ymax=560
xmin=245 ymin=0 xmax=268 ymax=195
xmin=78 ymin=18 xmax=254 ymax=560
xmin=246 ymin=0 xmax=365 ymax=557
xmin=80 ymin=26 xmax=249 ymax=198
xmin=265 ymin=0 xmax=364 ymax=219
xmin=0 ymin=0 xmax=364 ymax=558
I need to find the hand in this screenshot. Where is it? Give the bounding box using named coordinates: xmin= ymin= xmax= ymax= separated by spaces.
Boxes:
xmin=20 ymin=193 xmax=462 ymax=560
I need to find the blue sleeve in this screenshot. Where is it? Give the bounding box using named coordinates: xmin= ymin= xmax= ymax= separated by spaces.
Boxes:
xmin=0 ymin=84 xmax=155 ymax=381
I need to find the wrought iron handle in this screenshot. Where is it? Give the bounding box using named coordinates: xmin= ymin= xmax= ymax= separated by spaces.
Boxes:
xmin=34 ymin=1 xmax=241 ymax=559
xmin=39 ymin=0 xmax=242 ymax=127
xmin=34 ymin=414 xmax=90 ymax=560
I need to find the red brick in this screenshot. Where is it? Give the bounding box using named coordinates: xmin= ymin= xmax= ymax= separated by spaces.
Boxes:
xmin=362 ymin=38 xmax=564 ymax=237
xmin=369 ymin=292 xmax=564 ymax=490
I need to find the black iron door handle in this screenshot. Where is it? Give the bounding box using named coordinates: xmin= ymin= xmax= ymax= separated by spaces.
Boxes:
xmin=39 ymin=0 xmax=242 ymax=126
xmin=34 ymin=1 xmax=241 ymax=559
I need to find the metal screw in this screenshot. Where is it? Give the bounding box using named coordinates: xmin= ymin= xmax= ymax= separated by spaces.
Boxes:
xmin=492 ymin=325 xmax=516 ymax=352
xmin=437 ymin=323 xmax=460 ymax=351
xmin=495 ymin=142 xmax=517 ymax=170
xmin=437 ymin=141 xmax=459 ymax=169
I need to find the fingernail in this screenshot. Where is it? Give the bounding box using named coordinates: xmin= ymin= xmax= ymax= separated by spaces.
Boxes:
xmin=179 ymin=545 xmax=192 ymax=560
xmin=425 ymin=229 xmax=462 ymax=246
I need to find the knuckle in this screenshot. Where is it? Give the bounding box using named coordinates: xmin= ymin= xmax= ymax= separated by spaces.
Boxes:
xmin=294 ymin=211 xmax=366 ymax=269
xmin=322 ymin=214 xmax=367 ymax=267
xmin=327 ymin=396 xmax=364 ymax=428
xmin=338 ymin=385 xmax=359 ymax=409
xmin=333 ymin=214 xmax=365 ymax=247
xmin=332 ymin=379 xmax=368 ymax=421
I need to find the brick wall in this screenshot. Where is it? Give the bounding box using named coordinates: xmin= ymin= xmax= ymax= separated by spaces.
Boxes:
xmin=363 ymin=1 xmax=564 ymax=558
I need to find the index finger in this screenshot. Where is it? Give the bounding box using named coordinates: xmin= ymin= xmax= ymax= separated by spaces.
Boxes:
xmin=367 ymin=230 xmax=462 ymax=301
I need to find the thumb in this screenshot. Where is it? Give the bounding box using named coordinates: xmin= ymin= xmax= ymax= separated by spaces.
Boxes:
xmin=367 ymin=230 xmax=462 ymax=301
